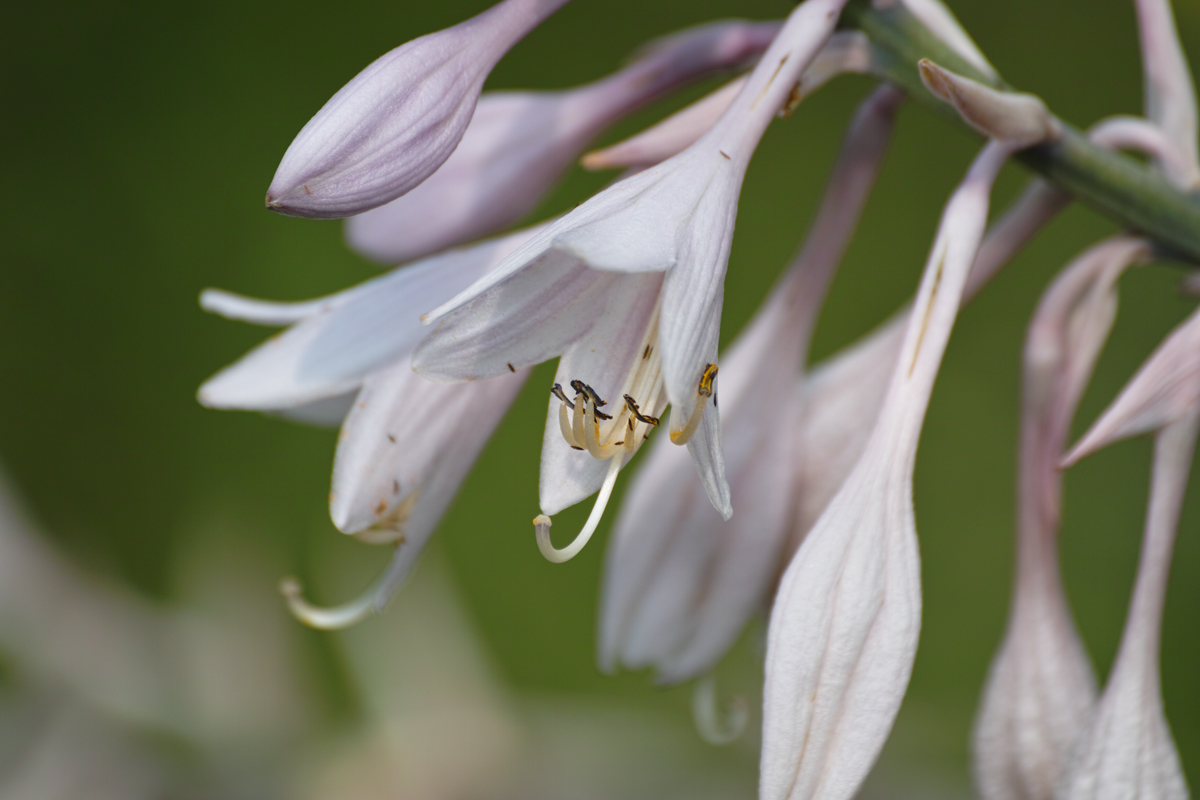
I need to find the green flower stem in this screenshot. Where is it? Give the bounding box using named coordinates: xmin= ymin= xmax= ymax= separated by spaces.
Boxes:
xmin=843 ymin=0 xmax=1200 ymax=262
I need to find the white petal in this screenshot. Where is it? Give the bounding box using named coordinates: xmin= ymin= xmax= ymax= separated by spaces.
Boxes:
xmin=331 ymin=362 xmax=529 ymax=535
xmin=1058 ymin=413 xmax=1197 ymax=800
xmin=199 ymin=227 xmax=538 ymax=410
xmin=269 ymin=391 xmax=358 ymax=428
xmin=414 ymin=252 xmax=628 ymax=383
xmin=762 ymin=141 xmax=1010 ymax=800
xmin=973 ymin=236 xmax=1150 ymax=800
xmin=1065 ymin=303 xmax=1200 ymax=465
xmin=199 ymin=289 xmax=330 ymax=325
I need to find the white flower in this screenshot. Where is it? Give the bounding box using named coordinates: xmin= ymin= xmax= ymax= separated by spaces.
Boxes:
xmin=413 ymin=0 xmax=856 ymax=541
xmin=973 ymin=236 xmax=1151 ymax=800
xmin=598 ymin=84 xmax=903 ymax=685
xmin=345 ymin=20 xmax=783 ymax=264
xmin=265 ymin=0 xmax=570 ymax=219
xmin=1056 ymin=304 xmax=1200 ymax=800
xmin=760 ymin=139 xmax=1014 ymax=800
xmin=199 ymin=227 xmax=542 ymax=626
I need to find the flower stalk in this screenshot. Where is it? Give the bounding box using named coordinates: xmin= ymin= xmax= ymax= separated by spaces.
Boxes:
xmin=843 ymin=0 xmax=1200 ymax=262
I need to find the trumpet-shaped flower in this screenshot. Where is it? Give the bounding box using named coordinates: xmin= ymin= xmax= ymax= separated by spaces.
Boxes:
xmin=265 ymin=0 xmax=570 ymax=219
xmin=760 ymin=140 xmax=1014 ymax=800
xmin=345 ymin=20 xmax=783 ymax=264
xmin=414 ymin=0 xmax=856 ymax=537
xmin=973 ymin=236 xmax=1151 ymax=800
xmin=598 ymin=84 xmax=903 ymax=685
xmin=1057 ymin=304 xmax=1200 ymax=800
xmin=581 ymin=31 xmax=871 ymax=171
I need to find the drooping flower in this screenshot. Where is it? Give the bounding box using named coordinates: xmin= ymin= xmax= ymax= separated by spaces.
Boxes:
xmin=345 ymin=20 xmax=783 ymax=264
xmin=759 ymin=136 xmax=1038 ymax=800
xmin=265 ymin=0 xmax=571 ymax=219
xmin=199 ymin=227 xmax=544 ymax=626
xmin=581 ymin=30 xmax=872 ymax=171
xmin=598 ymin=84 xmax=903 ymax=686
xmin=972 ymin=236 xmax=1151 ymax=800
xmin=413 ymin=0 xmax=857 ymax=539
xmin=1056 ymin=304 xmax=1200 ymax=800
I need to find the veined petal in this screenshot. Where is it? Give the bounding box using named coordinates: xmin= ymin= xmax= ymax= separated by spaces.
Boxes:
xmin=199 ymin=226 xmax=539 ymax=410
xmin=269 ymin=391 xmax=359 ymax=428
xmin=330 ymin=362 xmax=529 ymax=535
xmin=1058 ymin=411 xmax=1198 ymax=800
xmin=345 ymin=20 xmax=783 ymax=264
xmin=414 ymin=252 xmax=630 ymax=382
xmin=973 ymin=236 xmax=1150 ymax=800
xmin=266 ymin=0 xmax=570 ymax=219
xmin=761 ymin=141 xmax=1011 ymax=800
xmin=1065 ymin=303 xmax=1200 ymax=465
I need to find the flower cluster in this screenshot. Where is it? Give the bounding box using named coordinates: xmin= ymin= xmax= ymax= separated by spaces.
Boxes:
xmin=202 ymin=0 xmax=1197 ymax=796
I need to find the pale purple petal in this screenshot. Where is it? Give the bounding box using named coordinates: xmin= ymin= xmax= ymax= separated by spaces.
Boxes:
xmin=1136 ymin=0 xmax=1200 ymax=186
xmin=266 ymin=0 xmax=569 ymax=219
xmin=345 ymin=20 xmax=783 ymax=263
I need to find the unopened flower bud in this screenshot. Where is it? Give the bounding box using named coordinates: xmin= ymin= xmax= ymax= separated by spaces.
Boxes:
xmin=919 ymin=59 xmax=1057 ymax=147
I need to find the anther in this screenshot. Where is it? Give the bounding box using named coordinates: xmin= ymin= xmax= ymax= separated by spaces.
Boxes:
xmin=698 ymin=363 xmax=719 ymax=397
xmin=551 ymin=383 xmax=575 ymax=409
xmin=623 ymin=394 xmax=660 ymax=426
xmin=572 ymin=379 xmax=608 ymax=408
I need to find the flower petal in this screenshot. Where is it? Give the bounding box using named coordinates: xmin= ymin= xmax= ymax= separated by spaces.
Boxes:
xmin=1136 ymin=0 xmax=1200 ymax=186
xmin=331 ymin=362 xmax=529 ymax=535
xmin=199 ymin=289 xmax=329 ymax=326
xmin=266 ymin=0 xmax=568 ymax=219
xmin=199 ymin=227 xmax=539 ymax=410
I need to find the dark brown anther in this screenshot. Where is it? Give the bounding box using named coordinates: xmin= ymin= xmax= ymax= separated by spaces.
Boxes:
xmin=551 ymin=383 xmax=575 ymax=409
xmin=573 ymin=380 xmax=607 ymax=408
xmin=623 ymin=394 xmax=660 ymax=426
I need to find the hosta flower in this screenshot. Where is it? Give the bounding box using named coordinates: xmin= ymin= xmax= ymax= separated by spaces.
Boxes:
xmin=598 ymin=84 xmax=903 ymax=685
xmin=265 ymin=0 xmax=571 ymax=219
xmin=581 ymin=30 xmax=871 ymax=171
xmin=1056 ymin=304 xmax=1200 ymax=800
xmin=346 ymin=20 xmax=783 ymax=264
xmin=413 ymin=0 xmax=856 ymax=545
xmin=200 ymin=227 xmax=542 ymax=626
xmin=760 ymin=136 xmax=1031 ymax=800
xmin=973 ymin=236 xmax=1151 ymax=800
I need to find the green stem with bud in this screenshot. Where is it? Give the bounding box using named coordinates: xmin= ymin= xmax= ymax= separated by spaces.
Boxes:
xmin=842 ymin=0 xmax=1200 ymax=262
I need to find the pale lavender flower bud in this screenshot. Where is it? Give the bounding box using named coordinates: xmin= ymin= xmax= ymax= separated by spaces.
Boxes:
xmin=973 ymin=236 xmax=1151 ymax=800
xmin=598 ymin=85 xmax=902 ymax=686
xmin=344 ymin=20 xmax=782 ymax=263
xmin=581 ymin=31 xmax=871 ymax=171
xmin=1056 ymin=318 xmax=1200 ymax=799
xmin=919 ymin=59 xmax=1057 ymax=147
xmin=265 ymin=0 xmax=569 ymax=219
xmin=760 ymin=141 xmax=1011 ymax=800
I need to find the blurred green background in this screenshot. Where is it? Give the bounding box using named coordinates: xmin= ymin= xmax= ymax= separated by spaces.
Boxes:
xmin=1 ymin=0 xmax=1197 ymax=793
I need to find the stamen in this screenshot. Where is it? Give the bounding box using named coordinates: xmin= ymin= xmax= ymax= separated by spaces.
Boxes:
xmin=570 ymin=379 xmax=608 ymax=408
xmin=534 ymin=456 xmax=623 ymax=563
xmin=551 ymin=383 xmax=575 ymax=410
xmin=279 ymin=540 xmax=416 ymax=630
xmin=670 ymin=364 xmax=718 ymax=445
xmin=624 ymin=394 xmax=660 ymax=426
xmin=692 ymin=674 xmax=749 ymax=745
xmin=698 ymin=363 xmax=719 ymax=397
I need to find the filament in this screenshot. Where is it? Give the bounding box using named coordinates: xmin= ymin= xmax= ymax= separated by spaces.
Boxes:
xmin=692 ymin=674 xmax=749 ymax=745
xmin=279 ymin=539 xmax=416 ymax=630
xmin=535 ymin=455 xmax=624 ymax=563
